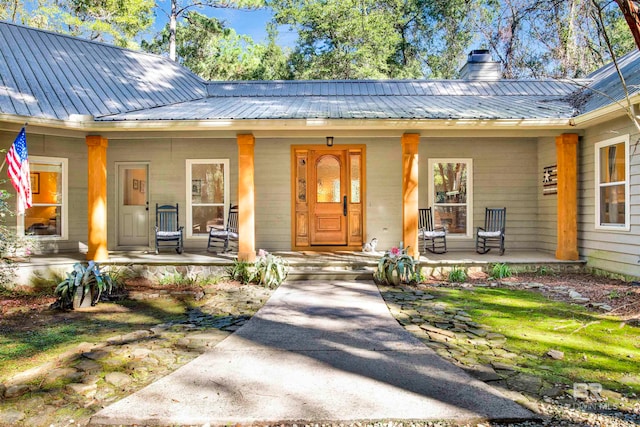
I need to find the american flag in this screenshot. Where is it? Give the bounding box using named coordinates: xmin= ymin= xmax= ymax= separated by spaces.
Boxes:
xmin=6 ymin=128 xmax=32 ymax=214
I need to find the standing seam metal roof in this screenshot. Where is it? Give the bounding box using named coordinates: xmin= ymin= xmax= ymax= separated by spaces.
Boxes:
xmin=1 ymin=21 xmax=637 ymax=123
xmin=0 ymin=21 xmax=206 ymax=121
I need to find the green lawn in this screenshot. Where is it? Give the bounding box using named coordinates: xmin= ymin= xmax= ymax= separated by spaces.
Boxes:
xmin=432 ymin=286 xmax=640 ymax=395
xmin=0 ymin=298 xmax=189 ymax=381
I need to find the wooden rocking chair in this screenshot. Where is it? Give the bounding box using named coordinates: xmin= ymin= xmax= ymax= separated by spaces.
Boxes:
xmin=476 ymin=207 xmax=506 ymax=255
xmin=418 ymin=207 xmax=447 ymax=254
xmin=207 ymin=205 xmax=239 ymax=253
xmin=155 ymin=203 xmax=184 ymax=254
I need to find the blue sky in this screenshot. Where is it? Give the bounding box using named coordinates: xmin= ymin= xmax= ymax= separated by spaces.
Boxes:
xmin=152 ymin=3 xmax=298 ymax=47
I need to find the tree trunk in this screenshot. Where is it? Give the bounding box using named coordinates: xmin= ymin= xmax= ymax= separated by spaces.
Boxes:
xmin=170 ymin=0 xmax=177 ymax=61
xmin=614 ymin=0 xmax=640 ymax=50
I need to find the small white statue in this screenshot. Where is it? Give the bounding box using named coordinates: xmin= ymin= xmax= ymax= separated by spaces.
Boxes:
xmin=362 ymin=237 xmax=378 ymax=253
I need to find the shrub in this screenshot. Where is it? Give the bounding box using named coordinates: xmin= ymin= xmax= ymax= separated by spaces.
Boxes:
xmin=227 ymin=259 xmax=255 ymax=285
xmin=491 ymin=262 xmax=512 ymax=280
xmin=52 ymin=261 xmax=116 ymax=310
xmin=0 ymin=189 xmax=39 ymax=289
xmin=374 ymin=246 xmax=416 ymax=286
xmin=536 ymin=265 xmax=555 ymax=276
xmin=226 ymin=250 xmax=288 ymax=288
xmin=254 ymin=251 xmax=288 ymax=289
xmin=448 ymin=266 xmax=468 ymax=283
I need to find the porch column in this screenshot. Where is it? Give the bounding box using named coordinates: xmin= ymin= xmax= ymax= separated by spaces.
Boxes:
xmin=556 ymin=133 xmax=579 ymax=260
xmin=86 ymin=135 xmax=108 ymax=261
xmin=401 ymin=133 xmax=420 ymax=259
xmin=237 ymin=134 xmax=256 ymax=262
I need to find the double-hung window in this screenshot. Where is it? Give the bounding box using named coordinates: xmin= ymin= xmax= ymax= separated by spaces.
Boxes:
xmin=23 ymin=156 xmax=68 ymax=239
xmin=186 ymin=159 xmax=229 ymax=238
xmin=595 ymin=135 xmax=629 ymax=230
xmin=428 ymin=159 xmax=473 ymax=237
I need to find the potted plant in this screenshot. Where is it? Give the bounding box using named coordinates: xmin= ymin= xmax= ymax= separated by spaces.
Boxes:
xmin=373 ymin=246 xmax=417 ymax=286
xmin=52 ymin=261 xmax=115 ymax=309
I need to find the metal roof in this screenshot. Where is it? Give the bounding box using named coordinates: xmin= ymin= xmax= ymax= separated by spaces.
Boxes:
xmin=98 ymin=93 xmax=576 ymax=121
xmin=0 ymin=21 xmax=206 ymax=121
xmin=572 ymin=50 xmax=640 ymax=114
xmin=0 ymin=20 xmax=637 ymax=124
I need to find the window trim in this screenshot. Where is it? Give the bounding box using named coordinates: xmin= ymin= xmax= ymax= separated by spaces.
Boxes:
xmin=595 ymin=135 xmax=630 ymax=231
xmin=428 ymin=158 xmax=473 ymax=239
xmin=19 ymin=156 xmax=68 ymax=240
xmin=186 ymin=159 xmax=230 ymax=239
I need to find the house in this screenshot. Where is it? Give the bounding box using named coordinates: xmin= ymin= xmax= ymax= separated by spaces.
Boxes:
xmin=1 ymin=21 xmax=639 ymax=278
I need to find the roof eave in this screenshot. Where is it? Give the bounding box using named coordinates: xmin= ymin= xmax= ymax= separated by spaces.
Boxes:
xmin=572 ymin=93 xmax=640 ymax=128
xmin=1 ymin=115 xmax=577 ymax=136
xmin=88 ymin=117 xmax=576 ymax=131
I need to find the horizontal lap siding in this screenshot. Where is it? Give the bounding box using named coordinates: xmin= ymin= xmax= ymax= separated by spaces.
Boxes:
xmin=108 ymin=138 xmax=238 ymax=250
xmin=537 ymin=137 xmax=557 ymax=254
xmin=254 ymin=139 xmax=291 ymax=251
xmin=0 ymin=131 xmax=88 ymax=253
xmin=365 ymin=139 xmax=402 ymax=250
xmin=579 ymin=116 xmax=640 ymax=277
xmin=253 ymin=138 xmax=403 ymax=252
xmin=419 ymin=137 xmax=540 ymax=251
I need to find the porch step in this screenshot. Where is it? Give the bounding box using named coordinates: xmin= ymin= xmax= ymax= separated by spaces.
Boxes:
xmin=286 ymin=262 xmax=376 ymax=281
xmin=288 ymin=268 xmax=374 ymax=281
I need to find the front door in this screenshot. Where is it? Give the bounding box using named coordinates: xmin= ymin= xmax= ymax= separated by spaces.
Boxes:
xmin=292 ymin=145 xmax=365 ymax=249
xmin=311 ymin=150 xmax=347 ymax=245
xmin=117 ymin=163 xmax=149 ymax=247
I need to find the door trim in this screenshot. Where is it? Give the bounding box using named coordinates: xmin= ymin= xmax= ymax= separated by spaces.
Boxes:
xmin=291 ymin=144 xmax=366 ymax=251
xmin=115 ymin=161 xmax=150 ymax=249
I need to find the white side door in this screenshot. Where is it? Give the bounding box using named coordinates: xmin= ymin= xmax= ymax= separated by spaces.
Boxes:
xmin=117 ymin=163 xmax=149 ymax=247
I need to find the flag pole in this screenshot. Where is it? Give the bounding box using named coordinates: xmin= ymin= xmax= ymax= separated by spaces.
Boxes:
xmin=0 ymin=123 xmax=27 ymax=174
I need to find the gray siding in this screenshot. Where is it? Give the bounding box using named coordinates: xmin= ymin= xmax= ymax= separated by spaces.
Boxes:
xmin=578 ymin=116 xmax=640 ymax=277
xmin=0 ymin=129 xmax=87 ymax=253
xmin=107 ymin=138 xmax=238 ymax=251
xmin=253 ymin=138 xmax=404 ymax=252
xmin=419 ymin=137 xmax=540 ymax=251
xmin=364 ymin=138 xmax=403 ymax=250
xmin=254 ymin=139 xmax=292 ymax=251
xmin=537 ymin=137 xmax=558 ymax=254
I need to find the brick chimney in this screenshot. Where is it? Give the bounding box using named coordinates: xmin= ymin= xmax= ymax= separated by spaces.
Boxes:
xmin=459 ymin=49 xmax=502 ymax=81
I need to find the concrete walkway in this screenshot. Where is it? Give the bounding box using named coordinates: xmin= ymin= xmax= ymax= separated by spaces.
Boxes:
xmin=91 ymin=280 xmax=533 ymax=426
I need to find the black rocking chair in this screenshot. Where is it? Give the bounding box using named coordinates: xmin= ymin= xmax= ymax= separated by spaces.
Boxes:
xmin=476 ymin=207 xmax=506 ymax=255
xmin=155 ymin=203 xmax=184 ymax=254
xmin=418 ymin=207 xmax=447 ymax=254
xmin=207 ymin=205 xmax=239 ymax=253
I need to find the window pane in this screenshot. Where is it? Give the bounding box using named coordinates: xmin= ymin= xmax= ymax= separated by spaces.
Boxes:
xmin=25 ymin=206 xmax=61 ymax=236
xmin=31 ymin=162 xmax=62 ymax=203
xmin=599 ymin=142 xmax=625 ymax=184
xmin=433 ymin=163 xmax=467 ymax=203
xmin=192 ymin=205 xmax=225 ymax=236
xmin=124 ymin=169 xmax=146 ymax=206
xmin=192 ymin=163 xmax=225 ymax=204
xmin=350 ymin=154 xmax=361 ymax=203
xmin=297 ymin=156 xmax=307 ymax=203
xmin=26 ymin=161 xmax=63 ymax=237
xmin=433 ymin=206 xmax=467 ymax=234
xmin=317 ymin=155 xmax=340 ymax=203
xmin=600 ymin=184 xmax=625 ymax=225
xmin=432 ymin=161 xmax=469 ymax=235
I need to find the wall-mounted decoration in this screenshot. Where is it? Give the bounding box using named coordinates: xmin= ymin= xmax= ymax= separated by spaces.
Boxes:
xmin=543 ymin=164 xmax=557 ymax=195
xmin=30 ymin=172 xmax=40 ymax=194
xmin=140 ymin=180 xmax=146 ymax=194
xmin=192 ymin=179 xmax=202 ymax=196
xmin=133 ymin=179 xmax=139 ymax=190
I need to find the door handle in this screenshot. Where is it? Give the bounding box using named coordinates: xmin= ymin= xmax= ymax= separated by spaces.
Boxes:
xmin=343 ymin=196 xmax=347 ymax=216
